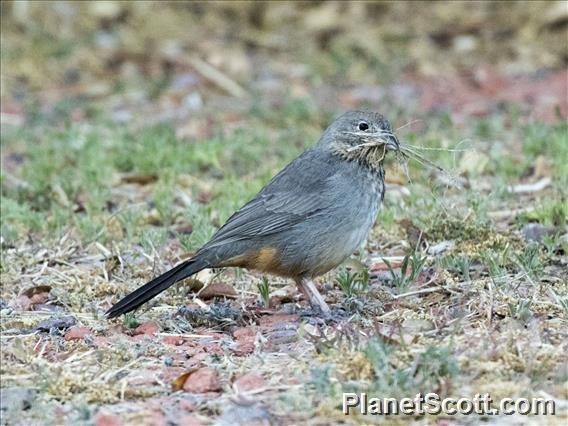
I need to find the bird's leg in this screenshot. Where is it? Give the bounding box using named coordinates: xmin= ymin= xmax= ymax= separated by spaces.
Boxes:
xmin=295 ymin=277 xmax=330 ymax=313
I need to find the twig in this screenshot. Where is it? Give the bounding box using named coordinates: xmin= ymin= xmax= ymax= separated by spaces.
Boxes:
xmin=393 ymin=286 xmax=444 ymax=300
xmin=188 ymin=56 xmax=246 ymax=98
xmin=487 ymin=280 xmax=494 ymax=323
xmin=488 ymin=206 xmax=536 ymax=220
xmin=508 ymin=177 xmax=551 ymax=194
xmin=156 ymin=332 xmax=217 ymax=339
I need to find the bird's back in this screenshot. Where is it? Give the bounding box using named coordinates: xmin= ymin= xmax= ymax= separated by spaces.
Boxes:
xmin=202 ymin=148 xmax=385 ymax=278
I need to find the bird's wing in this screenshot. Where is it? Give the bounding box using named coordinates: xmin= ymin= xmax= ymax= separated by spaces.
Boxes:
xmin=202 ymin=148 xmax=337 ymax=249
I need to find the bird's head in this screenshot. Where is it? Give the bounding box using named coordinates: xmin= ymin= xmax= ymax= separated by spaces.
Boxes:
xmin=319 ymin=111 xmax=399 ymax=168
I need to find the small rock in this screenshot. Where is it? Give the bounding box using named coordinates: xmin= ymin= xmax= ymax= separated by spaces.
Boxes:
xmin=94 ymin=413 xmax=122 ymax=426
xmin=93 ymin=336 xmax=112 ymax=348
xmin=29 ymin=292 xmax=50 ymax=306
xmin=163 ymin=335 xmax=185 ymax=345
xmin=263 ymin=328 xmax=297 ymax=350
xmin=108 ymin=324 xmax=128 ymax=335
xmin=0 ymin=387 xmax=36 ymax=413
xmin=258 ymin=314 xmax=299 ymax=329
xmin=33 ymin=316 xmax=76 ymax=333
xmin=521 ymin=223 xmax=552 ymax=243
xmin=402 ymin=319 xmax=435 ymax=333
xmin=183 ymin=92 xmax=204 ymax=111
xmin=13 ymin=295 xmax=32 ymax=311
xmin=64 ymin=326 xmax=92 ymax=341
xmin=459 ymin=151 xmax=489 ymax=175
xmin=216 ymin=405 xmax=271 ymax=426
xmin=178 ymin=398 xmax=197 ymax=412
xmin=232 ymin=326 xmax=257 ymax=355
xmin=268 ymin=295 xmax=282 ymax=308
xmin=453 ymin=35 xmax=477 ymax=52
xmin=17 ymin=286 xmax=52 ymax=311
xmin=31 ymin=304 xmax=65 ymax=313
xmin=259 ymin=314 xmax=299 ymax=351
xmin=177 ymin=414 xmax=203 ymax=426
xmin=303 ymin=323 xmax=319 ymax=337
xmin=428 ymin=240 xmax=454 ymax=255
xmin=133 ymin=322 xmax=159 ymax=336
xmin=183 ymin=367 xmax=221 ymax=393
xmin=233 ymin=372 xmax=265 ymax=393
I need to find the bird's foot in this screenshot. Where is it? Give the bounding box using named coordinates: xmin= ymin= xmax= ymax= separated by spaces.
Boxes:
xmin=298 ymin=305 xmax=348 ymax=325
xmin=295 ymin=278 xmax=330 ymax=314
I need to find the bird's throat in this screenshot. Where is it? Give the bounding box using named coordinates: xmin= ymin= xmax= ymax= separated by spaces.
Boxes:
xmin=332 ymin=144 xmax=387 ymax=173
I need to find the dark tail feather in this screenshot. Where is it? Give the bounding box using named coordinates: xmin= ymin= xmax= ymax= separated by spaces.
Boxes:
xmin=105 ymin=257 xmax=208 ymax=318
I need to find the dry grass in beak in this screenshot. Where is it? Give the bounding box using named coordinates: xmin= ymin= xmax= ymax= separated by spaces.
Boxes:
xmin=394 ymin=142 xmax=469 ymax=189
xmin=345 ymin=130 xmax=397 ymax=153
xmin=346 ymin=141 xmax=387 ymax=152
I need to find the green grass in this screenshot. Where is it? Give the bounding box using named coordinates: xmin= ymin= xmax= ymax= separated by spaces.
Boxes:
xmin=335 ymin=268 xmax=370 ymax=297
xmin=0 ymin=114 xmax=318 ymax=249
xmin=383 ymin=252 xmax=427 ymax=292
xmin=363 ymin=339 xmax=459 ymax=397
xmin=257 ymin=276 xmax=271 ymax=307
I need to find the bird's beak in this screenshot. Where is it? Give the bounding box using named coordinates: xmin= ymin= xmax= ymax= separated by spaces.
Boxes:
xmin=385 ymin=133 xmax=400 ymax=152
xmin=345 ymin=130 xmax=400 ymax=153
xmin=355 ymin=131 xmax=399 ymax=152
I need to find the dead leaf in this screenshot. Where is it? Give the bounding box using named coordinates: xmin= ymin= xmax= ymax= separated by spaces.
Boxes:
xmin=532 ymin=155 xmax=550 ymax=179
xmin=197 ymin=191 xmax=212 ymax=204
xmin=199 ymin=282 xmax=237 ymax=300
xmin=14 ymin=285 xmax=51 ymax=311
xmin=398 ymin=219 xmax=428 ymax=249
xmin=173 ymin=223 xmax=193 ymax=235
xmin=185 ymin=268 xmax=213 ymax=291
xmin=172 ymin=368 xmax=198 ymax=392
xmin=21 ymin=285 xmax=51 ymax=299
xmin=120 ymin=173 xmax=158 ymax=185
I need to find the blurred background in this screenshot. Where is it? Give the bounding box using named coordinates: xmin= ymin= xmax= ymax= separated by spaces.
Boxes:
xmin=1 ymin=1 xmax=566 ymax=132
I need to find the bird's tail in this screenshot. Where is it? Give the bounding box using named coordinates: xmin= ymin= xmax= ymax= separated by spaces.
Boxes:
xmin=105 ymin=257 xmax=209 ymax=318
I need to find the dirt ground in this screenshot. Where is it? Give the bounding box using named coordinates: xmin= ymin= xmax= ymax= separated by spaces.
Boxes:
xmin=1 ymin=2 xmax=567 ymax=425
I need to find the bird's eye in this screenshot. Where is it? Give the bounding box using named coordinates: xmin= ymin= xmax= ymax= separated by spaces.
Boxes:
xmin=358 ymin=122 xmax=369 ymax=131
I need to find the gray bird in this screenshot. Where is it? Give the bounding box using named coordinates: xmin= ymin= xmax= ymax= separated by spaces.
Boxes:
xmin=106 ymin=111 xmax=399 ymax=318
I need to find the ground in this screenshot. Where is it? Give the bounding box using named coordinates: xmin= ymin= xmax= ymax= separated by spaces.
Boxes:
xmin=1 ymin=2 xmax=567 ymax=426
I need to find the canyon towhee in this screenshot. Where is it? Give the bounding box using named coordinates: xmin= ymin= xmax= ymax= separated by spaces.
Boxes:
xmin=107 ymin=110 xmax=399 ymax=318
